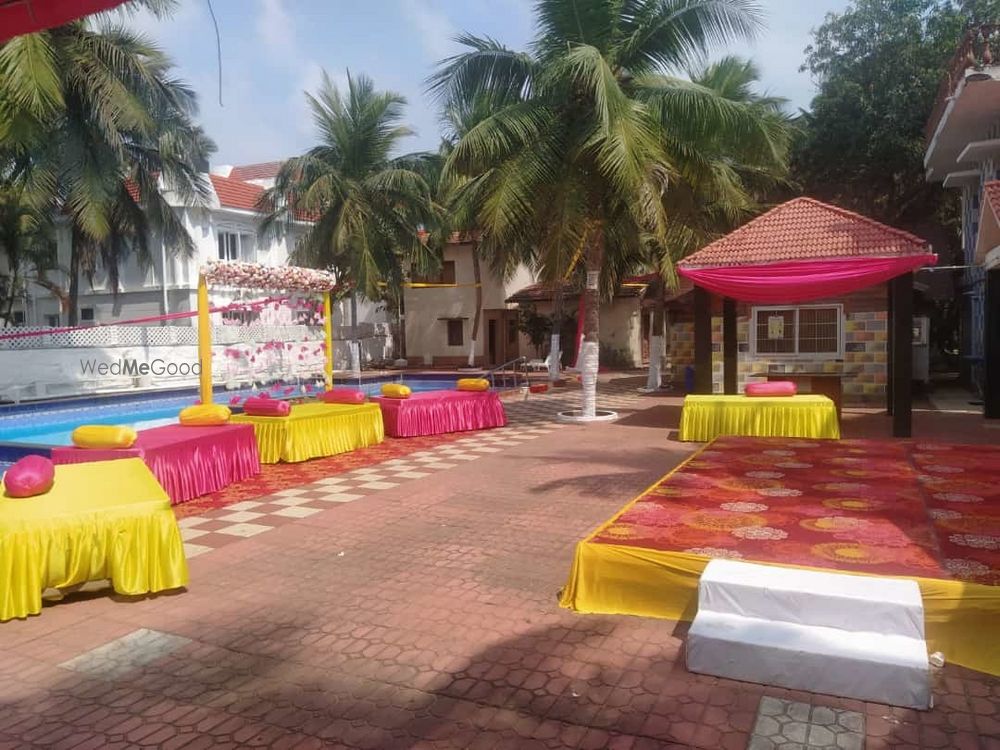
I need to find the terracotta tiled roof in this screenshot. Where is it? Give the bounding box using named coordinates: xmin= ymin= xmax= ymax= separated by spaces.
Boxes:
xmin=506 ymin=281 xmax=644 ymax=304
xmin=985 ymin=181 xmax=1000 ymax=220
xmin=209 ymin=174 xmax=265 ymax=212
xmin=229 ymin=161 xmax=284 ymax=181
xmin=679 ymin=197 xmax=931 ymax=268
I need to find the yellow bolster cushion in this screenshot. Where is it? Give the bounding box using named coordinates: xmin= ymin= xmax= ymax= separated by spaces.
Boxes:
xmin=381 ymin=383 xmax=412 ymax=399
xmin=457 ymin=378 xmax=489 ymax=392
xmin=71 ymin=424 xmax=138 ymax=449
xmin=179 ymin=404 xmax=232 ymax=426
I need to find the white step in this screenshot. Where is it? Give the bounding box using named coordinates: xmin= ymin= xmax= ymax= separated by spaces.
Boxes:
xmin=699 ymin=560 xmax=925 ymax=639
xmin=687 ymin=610 xmax=931 ymax=709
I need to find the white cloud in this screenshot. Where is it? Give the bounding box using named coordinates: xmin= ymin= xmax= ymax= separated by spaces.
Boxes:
xmin=399 ymin=0 xmax=461 ymax=61
xmin=255 ymin=0 xmax=297 ymax=66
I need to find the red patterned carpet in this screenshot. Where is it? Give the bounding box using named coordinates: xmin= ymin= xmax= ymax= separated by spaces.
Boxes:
xmin=593 ymin=437 xmax=999 ymax=585
xmin=173 ymin=431 xmax=467 ymax=519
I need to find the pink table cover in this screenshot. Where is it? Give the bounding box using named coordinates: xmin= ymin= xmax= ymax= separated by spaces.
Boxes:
xmin=372 ymin=390 xmax=507 ymax=438
xmin=50 ymin=423 xmax=260 ymax=505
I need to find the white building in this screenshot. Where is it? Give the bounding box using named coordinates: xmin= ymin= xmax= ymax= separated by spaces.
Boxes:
xmin=7 ymin=161 xmax=386 ymax=331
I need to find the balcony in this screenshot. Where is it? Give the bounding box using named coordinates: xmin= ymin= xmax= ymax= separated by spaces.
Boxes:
xmin=925 ymin=24 xmax=1000 ymax=182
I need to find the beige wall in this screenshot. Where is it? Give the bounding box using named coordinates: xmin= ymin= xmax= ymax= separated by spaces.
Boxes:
xmin=403 ymin=242 xmax=534 ymax=365
xmin=526 ymin=297 xmax=644 ymax=367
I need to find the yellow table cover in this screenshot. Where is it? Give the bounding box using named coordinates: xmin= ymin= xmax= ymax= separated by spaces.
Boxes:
xmin=232 ymin=402 xmax=384 ymax=463
xmin=1 ymin=458 xmax=189 ymax=621
xmin=678 ymin=394 xmax=840 ymax=442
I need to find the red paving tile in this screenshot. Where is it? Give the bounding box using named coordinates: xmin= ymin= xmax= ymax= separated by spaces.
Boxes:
xmin=0 ymin=379 xmax=997 ymax=749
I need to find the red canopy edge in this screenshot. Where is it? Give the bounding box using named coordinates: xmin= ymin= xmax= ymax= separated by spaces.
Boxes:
xmin=0 ymin=0 xmax=127 ymax=42
xmin=677 ymin=254 xmax=938 ymax=304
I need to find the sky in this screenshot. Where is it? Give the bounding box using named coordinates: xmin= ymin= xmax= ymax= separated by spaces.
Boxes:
xmin=124 ymin=0 xmax=853 ymax=167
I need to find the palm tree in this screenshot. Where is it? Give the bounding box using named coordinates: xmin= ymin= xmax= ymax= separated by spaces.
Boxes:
xmin=641 ymin=55 xmax=795 ymax=390
xmin=0 ymin=189 xmax=61 ymax=325
xmin=0 ymin=11 xmax=214 ymax=325
xmin=260 ymin=71 xmax=435 ymax=369
xmin=430 ymin=0 xmax=789 ymax=418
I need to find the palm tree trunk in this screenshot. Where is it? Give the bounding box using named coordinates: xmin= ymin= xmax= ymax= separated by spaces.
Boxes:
xmin=579 ymin=225 xmax=604 ymax=417
xmin=549 ymin=286 xmax=564 ymax=383
xmin=645 ymin=281 xmax=667 ymax=391
xmin=68 ymin=228 xmax=81 ymax=326
xmin=350 ymin=292 xmax=360 ymax=375
xmin=468 ymin=242 xmax=482 ymax=367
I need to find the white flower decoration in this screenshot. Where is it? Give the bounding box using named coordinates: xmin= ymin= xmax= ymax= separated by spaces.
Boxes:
xmin=944 ymin=559 xmax=990 ymax=577
xmin=732 ymin=526 xmax=788 ymax=540
xmin=948 ymin=534 xmax=999 ymax=550
xmin=684 ymin=547 xmax=743 ymax=559
xmin=929 ymin=509 xmax=962 ymax=521
xmin=745 ymin=471 xmax=785 ymax=479
xmin=757 ymin=487 xmax=803 ymax=497
xmin=933 ymin=493 xmax=984 ymax=504
xmin=720 ymin=502 xmax=769 ymax=513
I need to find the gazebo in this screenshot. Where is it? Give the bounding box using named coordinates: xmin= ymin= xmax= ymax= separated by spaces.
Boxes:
xmin=677 ymin=198 xmax=937 ymax=437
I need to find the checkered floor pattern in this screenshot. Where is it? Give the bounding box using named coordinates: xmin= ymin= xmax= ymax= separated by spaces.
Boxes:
xmin=178 ymin=384 xmax=644 ymax=559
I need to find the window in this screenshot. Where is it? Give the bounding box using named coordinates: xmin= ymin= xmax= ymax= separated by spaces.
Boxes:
xmin=44 ymin=314 xmax=59 ymax=327
xmin=447 ymin=319 xmax=463 ymax=346
xmin=413 ymin=260 xmax=456 ymax=285
xmin=11 ymin=310 xmax=25 ymax=325
xmin=441 ymin=261 xmax=456 ymax=285
xmin=751 ymin=305 xmax=842 ymax=357
xmin=80 ymin=307 xmax=95 ymax=322
xmin=217 ymin=231 xmax=255 ymax=262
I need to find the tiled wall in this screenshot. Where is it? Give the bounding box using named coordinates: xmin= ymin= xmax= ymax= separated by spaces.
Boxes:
xmin=666 ymin=295 xmax=889 ymax=405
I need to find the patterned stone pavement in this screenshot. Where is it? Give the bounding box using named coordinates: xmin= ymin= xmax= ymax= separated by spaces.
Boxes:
xmin=1 ymin=377 xmax=997 ymax=749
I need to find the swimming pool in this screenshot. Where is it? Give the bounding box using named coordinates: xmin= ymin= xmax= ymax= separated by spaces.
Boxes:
xmin=0 ymin=375 xmax=474 ymax=449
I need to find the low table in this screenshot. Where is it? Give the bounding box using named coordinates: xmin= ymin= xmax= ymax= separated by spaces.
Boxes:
xmin=678 ymin=394 xmax=840 ymax=442
xmin=0 ymin=458 xmax=189 ymax=621
xmin=231 ymin=402 xmax=384 ymax=463
xmin=751 ymin=372 xmax=844 ymax=419
xmin=51 ymin=423 xmax=260 ymax=505
xmin=372 ymin=391 xmax=507 ymax=438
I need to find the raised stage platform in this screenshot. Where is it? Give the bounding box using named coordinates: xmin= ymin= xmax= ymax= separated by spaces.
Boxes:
xmin=560 ymin=436 xmax=1000 ymax=676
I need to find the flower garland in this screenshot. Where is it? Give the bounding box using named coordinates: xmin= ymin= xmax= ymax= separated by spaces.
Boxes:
xmin=202 ymin=261 xmax=338 ymax=292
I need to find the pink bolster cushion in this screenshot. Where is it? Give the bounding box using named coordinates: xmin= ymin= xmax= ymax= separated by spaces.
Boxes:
xmin=3 ymin=455 xmax=55 ymax=498
xmin=243 ymin=398 xmax=291 ymax=416
xmin=745 ymin=381 xmax=798 ymax=397
xmin=319 ymin=388 xmax=366 ymax=404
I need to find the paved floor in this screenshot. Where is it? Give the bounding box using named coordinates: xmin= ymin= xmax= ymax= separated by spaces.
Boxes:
xmin=1 ymin=378 xmax=997 ymax=749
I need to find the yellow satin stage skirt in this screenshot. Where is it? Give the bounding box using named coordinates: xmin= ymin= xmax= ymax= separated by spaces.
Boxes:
xmin=232 ymin=402 xmax=384 ymax=463
xmin=678 ymin=394 xmax=840 ymax=441
xmin=1 ymin=458 xmax=189 ymax=621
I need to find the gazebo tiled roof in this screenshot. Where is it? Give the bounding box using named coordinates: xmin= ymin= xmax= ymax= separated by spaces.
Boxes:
xmin=679 ymin=198 xmax=930 ymax=268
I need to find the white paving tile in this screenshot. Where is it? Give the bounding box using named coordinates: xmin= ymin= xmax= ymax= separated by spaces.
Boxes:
xmin=420 ymin=462 xmax=457 ymax=470
xmin=393 ymin=471 xmax=431 ymax=479
xmin=177 ymin=517 xmax=208 ymax=528
xmin=216 ymin=510 xmax=265 ymax=523
xmin=271 ymin=495 xmax=316 ymax=507
xmin=274 ymin=488 xmax=309 ymax=497
xmin=183 ymin=542 xmax=214 ymax=559
xmin=318 ymin=492 xmax=363 ymax=503
xmin=314 ymin=477 xmax=350 ymax=486
xmin=223 ymin=500 xmax=265 ymax=511
xmin=215 ymin=522 xmax=273 ymax=538
xmin=180 ymin=527 xmax=209 ymax=541
xmin=271 ymin=505 xmax=322 ymax=518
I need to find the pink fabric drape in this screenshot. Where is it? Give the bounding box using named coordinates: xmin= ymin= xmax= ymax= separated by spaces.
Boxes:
xmin=373 ymin=391 xmax=507 ymax=438
xmin=677 ymin=255 xmax=937 ymax=303
xmin=51 ymin=423 xmax=261 ymax=505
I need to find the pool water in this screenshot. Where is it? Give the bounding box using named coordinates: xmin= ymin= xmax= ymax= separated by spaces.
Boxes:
xmin=0 ymin=376 xmax=472 ymax=448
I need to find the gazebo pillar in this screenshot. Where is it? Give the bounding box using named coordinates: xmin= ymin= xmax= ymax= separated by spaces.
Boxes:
xmin=890 ymin=273 xmax=914 ymax=437
xmin=693 ymin=286 xmax=713 ymax=394
xmin=986 ymin=269 xmax=1000 ymax=420
xmin=722 ymin=298 xmax=738 ymax=394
